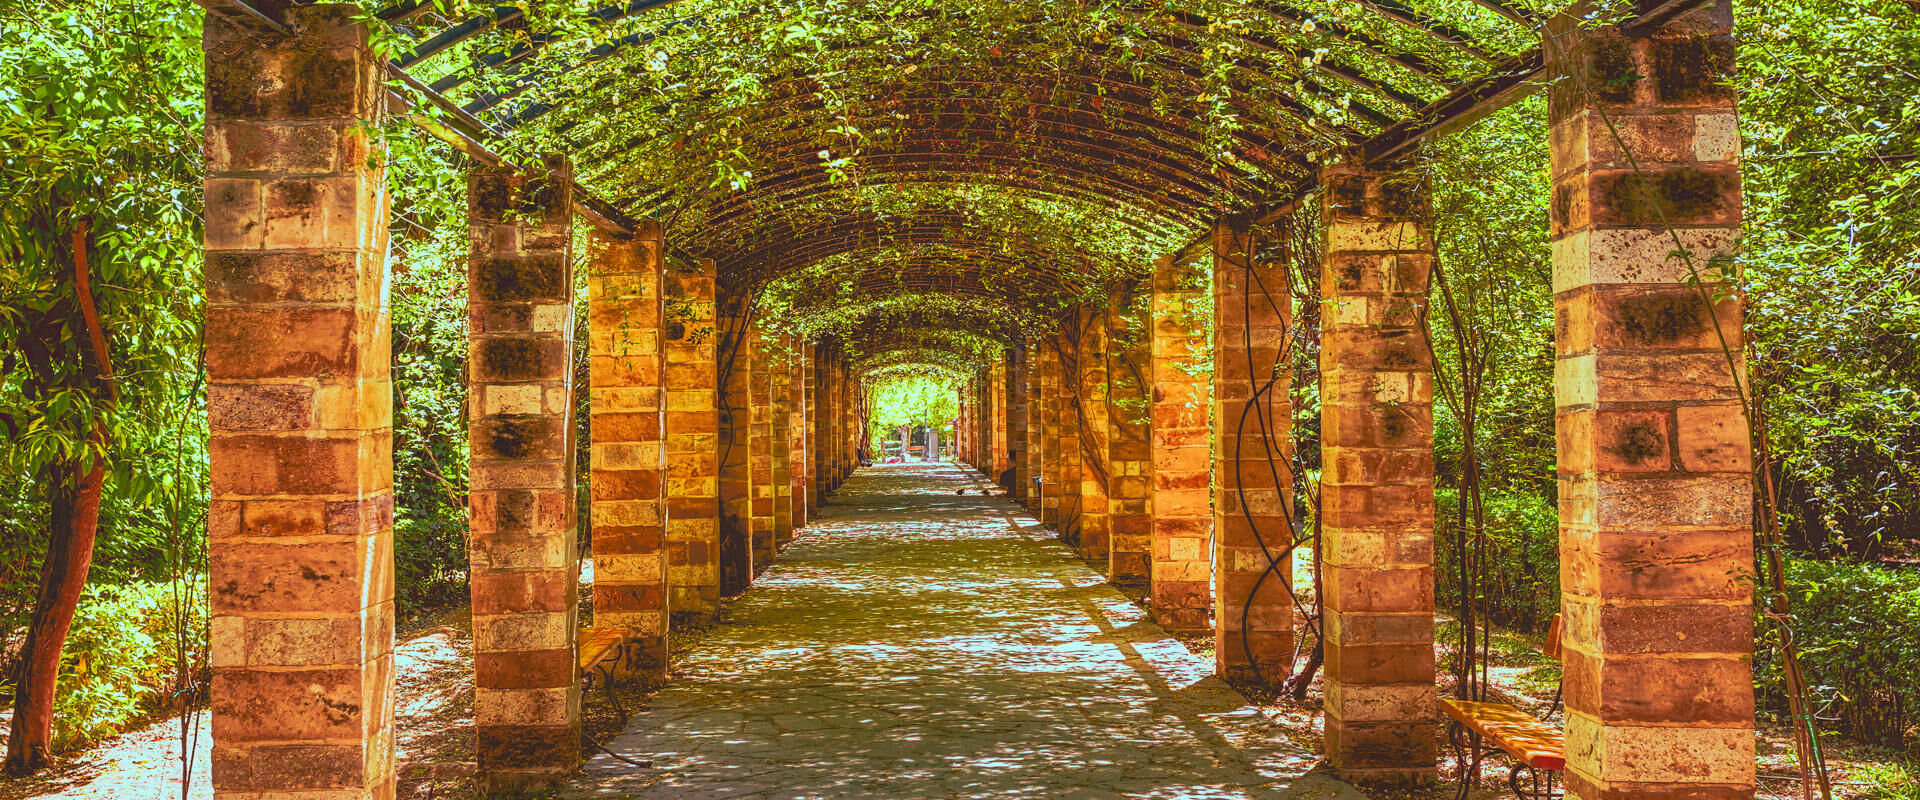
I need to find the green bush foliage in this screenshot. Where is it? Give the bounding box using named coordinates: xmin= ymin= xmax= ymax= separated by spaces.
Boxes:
xmin=1432 ymin=487 xmax=1560 ymax=634
xmin=866 ymin=371 xmax=961 ymax=449
xmin=1738 ymin=0 xmax=1920 ymax=561
xmin=1855 ymin=763 xmax=1920 ymax=799
xmin=52 ymin=579 xmax=206 ymax=749
xmin=1759 ymin=557 xmax=1920 ymax=752
xmin=0 ymin=0 xmax=1912 ymax=772
xmin=387 ymin=134 xmax=480 ymax=615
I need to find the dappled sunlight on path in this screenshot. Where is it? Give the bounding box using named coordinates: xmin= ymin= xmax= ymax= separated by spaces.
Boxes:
xmin=565 ymin=462 xmax=1363 ymax=799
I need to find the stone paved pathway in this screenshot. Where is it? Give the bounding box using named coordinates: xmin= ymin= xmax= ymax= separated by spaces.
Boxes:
xmin=566 ymin=461 xmax=1365 ymax=800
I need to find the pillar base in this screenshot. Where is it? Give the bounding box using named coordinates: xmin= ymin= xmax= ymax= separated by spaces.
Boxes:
xmin=1325 ymin=716 xmax=1438 ymax=787
xmin=476 ymin=721 xmax=583 ymax=793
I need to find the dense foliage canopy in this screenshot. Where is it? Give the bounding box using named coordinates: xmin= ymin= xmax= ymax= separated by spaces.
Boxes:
xmin=0 ymin=0 xmax=1915 ymax=763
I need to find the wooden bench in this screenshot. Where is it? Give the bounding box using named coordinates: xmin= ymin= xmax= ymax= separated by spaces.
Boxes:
xmin=579 ymin=626 xmax=638 ymax=723
xmin=1438 ymin=615 xmax=1565 ymax=799
xmin=576 ymin=626 xmax=660 ymax=769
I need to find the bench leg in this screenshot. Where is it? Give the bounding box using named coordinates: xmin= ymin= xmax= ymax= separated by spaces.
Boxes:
xmin=598 ymin=663 xmax=629 ymax=725
xmin=1510 ymin=764 xmax=1562 ymax=800
xmin=1446 ymin=721 xmax=1490 ymax=800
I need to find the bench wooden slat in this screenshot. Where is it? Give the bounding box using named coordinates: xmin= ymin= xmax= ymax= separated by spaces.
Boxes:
xmin=1439 ymin=698 xmax=1566 ymax=771
xmin=579 ymin=626 xmax=628 ymax=673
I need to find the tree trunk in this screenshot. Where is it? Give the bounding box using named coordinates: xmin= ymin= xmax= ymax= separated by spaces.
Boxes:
xmin=5 ymin=224 xmax=111 ymax=776
xmin=1284 ymin=640 xmax=1323 ymax=700
xmin=4 ymin=458 xmax=105 ymax=775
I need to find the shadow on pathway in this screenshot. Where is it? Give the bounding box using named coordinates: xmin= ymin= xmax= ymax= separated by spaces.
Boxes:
xmin=565 ymin=461 xmax=1365 ymax=800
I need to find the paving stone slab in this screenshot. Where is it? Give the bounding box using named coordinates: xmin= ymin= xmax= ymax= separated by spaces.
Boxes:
xmin=563 ymin=462 xmax=1369 ymax=800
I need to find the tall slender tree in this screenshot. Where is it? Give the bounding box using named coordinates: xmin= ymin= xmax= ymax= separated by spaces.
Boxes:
xmin=0 ymin=0 xmax=205 ymax=772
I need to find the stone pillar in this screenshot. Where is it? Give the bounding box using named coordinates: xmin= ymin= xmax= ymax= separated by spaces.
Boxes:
xmin=1055 ymin=325 xmax=1085 ymax=547
xmin=1037 ymin=342 xmax=1063 ymax=526
xmin=1007 ymin=346 xmax=1029 ymax=499
xmin=466 ymin=157 xmax=580 ymax=789
xmin=748 ymin=324 xmax=776 ymax=570
xmin=203 ymin=8 xmax=396 ymax=797
xmin=1211 ymin=219 xmax=1294 ymax=689
xmin=979 ymin=374 xmax=991 ymax=473
xmin=716 ymin=296 xmax=754 ymax=596
xmin=1000 ymin=355 xmax=1014 ymax=481
xmin=664 ymin=259 xmax=721 ymax=619
xmin=962 ymin=376 xmax=976 ymax=470
xmin=844 ymin=373 xmax=863 ymax=479
xmin=829 ymin=354 xmax=846 ymax=485
xmin=1106 ymin=285 xmax=1153 ymax=583
xmin=1547 ymin=8 xmax=1754 ymax=799
xmin=1150 ymin=255 xmax=1213 ymax=633
xmin=952 ymin=383 xmax=967 ymax=464
xmin=813 ymin=343 xmax=834 ymax=501
xmin=1025 ymin=339 xmax=1046 ymax=515
xmin=1074 ymin=307 xmax=1111 ymax=567
xmin=586 ymin=224 xmax=668 ymax=678
xmin=975 ymin=375 xmax=989 ymax=473
xmin=1318 ymin=166 xmax=1438 ymax=784
xmin=769 ymin=336 xmax=794 ymax=550
xmin=790 ymin=337 xmax=811 ymax=528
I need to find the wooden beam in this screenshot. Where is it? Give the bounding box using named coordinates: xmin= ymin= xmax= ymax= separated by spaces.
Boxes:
xmin=385 ymin=64 xmax=640 ymax=232
xmin=1625 ymin=0 xmax=1720 ymax=31
xmin=1359 ymin=49 xmax=1545 ymax=165
xmin=193 ymin=0 xmax=290 ymax=33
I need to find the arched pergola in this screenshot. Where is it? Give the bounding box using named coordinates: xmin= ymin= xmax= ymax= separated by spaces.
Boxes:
xmin=196 ymin=0 xmax=1755 ymax=797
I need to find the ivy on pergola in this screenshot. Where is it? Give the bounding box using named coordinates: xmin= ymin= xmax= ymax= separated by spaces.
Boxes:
xmin=217 ymin=0 xmax=1684 ymax=377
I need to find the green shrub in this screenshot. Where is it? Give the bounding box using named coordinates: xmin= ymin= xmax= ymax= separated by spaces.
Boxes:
xmin=52 ymin=579 xmax=206 ymax=749
xmin=1433 ymin=487 xmax=1560 ymax=633
xmin=1760 ymin=557 xmax=1920 ymax=753
xmin=1854 ymin=762 xmax=1920 ymax=800
xmin=395 ymin=509 xmax=472 ymax=614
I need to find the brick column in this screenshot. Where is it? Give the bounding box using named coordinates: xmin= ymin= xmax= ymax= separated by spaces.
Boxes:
xmin=1007 ymin=346 xmax=1029 ymax=499
xmin=1055 ymin=326 xmax=1086 ymax=547
xmin=748 ymin=323 xmax=776 ymax=570
xmin=990 ymin=355 xmax=1008 ymax=480
xmin=826 ymin=355 xmax=843 ymax=484
xmin=1318 ymin=166 xmax=1438 ymax=784
xmin=813 ymin=343 xmax=834 ymax=501
xmin=963 ymin=375 xmax=976 ymax=470
xmin=203 ymin=8 xmax=396 ymax=797
xmin=1075 ymin=307 xmax=1111 ymax=567
xmin=664 ymin=259 xmax=720 ymax=618
xmin=769 ymin=336 xmax=794 ymax=550
xmin=970 ymin=372 xmax=984 ymax=473
xmin=829 ymin=354 xmax=845 ymax=486
xmin=1037 ymin=342 xmax=1063 ymax=526
xmin=1025 ymin=338 xmax=1046 ymax=515
xmin=1547 ymin=8 xmax=1754 ymax=799
xmin=952 ymin=383 xmax=967 ymax=464
xmin=586 ymin=224 xmax=668 ymax=678
xmin=716 ymin=296 xmax=754 ymax=596
xmin=844 ymin=373 xmax=863 ymax=479
xmin=1211 ymin=220 xmax=1294 ymax=689
xmin=466 ymin=157 xmax=580 ymax=789
xmin=1150 ymin=255 xmax=1212 ymax=632
xmin=790 ymin=337 xmax=811 ymax=527
xmin=975 ymin=375 xmax=989 ymax=473
xmin=1107 ymin=285 xmax=1153 ymax=583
